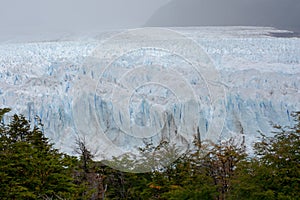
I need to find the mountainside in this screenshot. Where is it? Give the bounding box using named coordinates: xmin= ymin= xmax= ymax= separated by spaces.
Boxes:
xmin=145 ymin=0 xmax=300 ymax=31
xmin=0 ymin=27 xmax=299 ymax=157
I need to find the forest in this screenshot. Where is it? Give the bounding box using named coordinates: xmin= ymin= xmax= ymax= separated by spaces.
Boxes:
xmin=0 ymin=108 xmax=299 ymax=200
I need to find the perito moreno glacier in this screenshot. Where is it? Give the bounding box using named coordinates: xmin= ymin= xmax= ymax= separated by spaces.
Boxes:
xmin=0 ymin=27 xmax=299 ymax=166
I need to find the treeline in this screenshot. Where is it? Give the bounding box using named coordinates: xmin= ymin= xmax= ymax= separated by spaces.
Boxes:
xmin=0 ymin=108 xmax=299 ymax=200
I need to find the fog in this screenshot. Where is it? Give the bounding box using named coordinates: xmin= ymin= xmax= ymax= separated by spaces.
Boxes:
xmin=0 ymin=0 xmax=170 ymax=41
xmin=1 ymin=0 xmax=299 ymax=42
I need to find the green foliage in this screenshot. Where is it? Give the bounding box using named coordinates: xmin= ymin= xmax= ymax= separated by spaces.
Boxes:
xmin=100 ymin=113 xmax=299 ymax=200
xmin=231 ymin=112 xmax=300 ymax=200
xmin=74 ymin=111 xmax=300 ymax=200
xmin=0 ymin=108 xmax=78 ymax=199
xmin=1 ymin=108 xmax=299 ymax=200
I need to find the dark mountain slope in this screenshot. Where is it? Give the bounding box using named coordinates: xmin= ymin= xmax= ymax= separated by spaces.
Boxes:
xmin=145 ymin=0 xmax=300 ymax=31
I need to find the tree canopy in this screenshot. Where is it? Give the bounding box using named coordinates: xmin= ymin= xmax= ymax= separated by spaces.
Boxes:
xmin=0 ymin=109 xmax=78 ymax=199
xmin=0 ymin=108 xmax=299 ymax=199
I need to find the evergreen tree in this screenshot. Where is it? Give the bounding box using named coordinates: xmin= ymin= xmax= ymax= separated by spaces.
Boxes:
xmin=0 ymin=108 xmax=78 ymax=199
xmin=2 ymin=107 xmax=299 ymax=199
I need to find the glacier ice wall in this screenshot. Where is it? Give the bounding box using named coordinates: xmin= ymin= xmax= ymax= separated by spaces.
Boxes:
xmin=0 ymin=27 xmax=299 ymax=155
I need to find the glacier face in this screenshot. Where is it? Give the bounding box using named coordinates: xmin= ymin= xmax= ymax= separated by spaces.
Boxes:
xmin=0 ymin=27 xmax=299 ymax=157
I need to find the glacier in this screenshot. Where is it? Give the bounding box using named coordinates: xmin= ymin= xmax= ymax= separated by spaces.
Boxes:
xmin=0 ymin=27 xmax=299 ymax=162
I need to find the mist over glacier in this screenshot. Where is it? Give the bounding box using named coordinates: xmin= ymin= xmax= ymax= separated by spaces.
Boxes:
xmin=0 ymin=27 xmax=299 ymax=156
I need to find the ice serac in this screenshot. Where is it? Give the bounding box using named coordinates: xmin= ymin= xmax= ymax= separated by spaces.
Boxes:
xmin=0 ymin=27 xmax=299 ymax=154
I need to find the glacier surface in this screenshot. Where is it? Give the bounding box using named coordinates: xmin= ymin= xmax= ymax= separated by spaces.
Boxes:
xmin=0 ymin=27 xmax=299 ymax=158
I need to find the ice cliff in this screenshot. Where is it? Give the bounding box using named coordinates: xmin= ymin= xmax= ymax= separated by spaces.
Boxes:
xmin=0 ymin=27 xmax=299 ymax=157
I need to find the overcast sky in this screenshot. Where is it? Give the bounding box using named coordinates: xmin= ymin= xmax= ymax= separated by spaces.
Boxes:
xmin=1 ymin=0 xmax=299 ymax=41
xmin=0 ymin=0 xmax=171 ymax=40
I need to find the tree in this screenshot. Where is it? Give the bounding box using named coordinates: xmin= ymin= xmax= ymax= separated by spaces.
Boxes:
xmin=231 ymin=112 xmax=300 ymax=200
xmin=0 ymin=108 xmax=78 ymax=199
xmin=2 ymin=107 xmax=298 ymax=199
xmin=73 ymin=137 xmax=105 ymax=200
